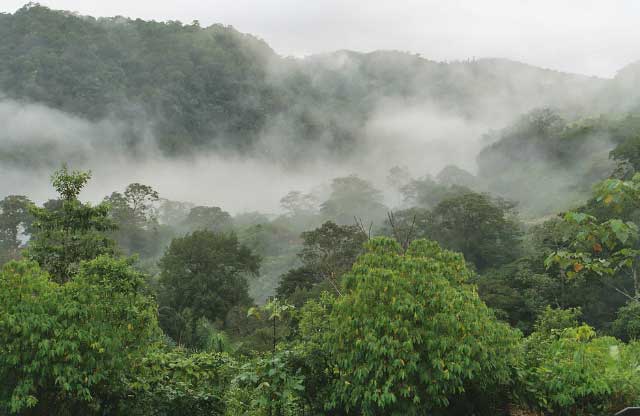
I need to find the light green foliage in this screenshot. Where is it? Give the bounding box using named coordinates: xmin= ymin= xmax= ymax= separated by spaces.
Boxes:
xmin=158 ymin=230 xmax=260 ymax=346
xmin=326 ymin=237 xmax=521 ymax=415
xmin=225 ymin=351 xmax=305 ymax=416
xmin=546 ymin=174 xmax=640 ymax=300
xmin=0 ymin=257 xmax=160 ymax=414
xmin=125 ymin=349 xmax=236 ymax=416
xmin=521 ymin=310 xmax=640 ymax=415
xmin=27 ymin=166 xmax=117 ymax=282
xmin=247 ymin=298 xmax=295 ymax=353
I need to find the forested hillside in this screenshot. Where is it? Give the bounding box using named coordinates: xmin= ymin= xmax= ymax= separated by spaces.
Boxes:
xmin=2 ymin=3 xmax=640 ymax=416
xmin=0 ymin=3 xmax=625 ymax=160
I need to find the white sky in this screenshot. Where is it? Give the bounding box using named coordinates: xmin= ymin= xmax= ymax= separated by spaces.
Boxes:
xmin=1 ymin=0 xmax=639 ymax=77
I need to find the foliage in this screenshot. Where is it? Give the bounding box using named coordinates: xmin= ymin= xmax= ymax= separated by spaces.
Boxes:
xmin=520 ymin=314 xmax=640 ymax=415
xmin=158 ymin=230 xmax=260 ymax=346
xmin=26 ymin=166 xmax=117 ymax=282
xmin=546 ymin=174 xmax=640 ymax=300
xmin=225 ymin=351 xmax=306 ymax=416
xmin=247 ymin=298 xmax=295 ymax=353
xmin=182 ymin=206 xmax=233 ymax=233
xmin=429 ymin=191 xmax=523 ymax=271
xmin=124 ymin=349 xmax=236 ymax=416
xmin=612 ymin=301 xmax=640 ymax=342
xmin=105 ymin=183 xmax=163 ymax=258
xmin=0 ymin=257 xmax=160 ymax=414
xmin=476 ymin=258 xmax=559 ymax=333
xmin=325 ymin=237 xmax=521 ymax=415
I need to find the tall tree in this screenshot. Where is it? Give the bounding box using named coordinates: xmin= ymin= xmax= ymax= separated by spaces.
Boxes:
xmin=158 ymin=230 xmax=260 ymax=345
xmin=105 ymin=183 xmax=161 ymax=257
xmin=26 ymin=166 xmax=116 ymax=282
xmin=276 ymin=221 xmax=367 ymax=299
xmin=429 ymin=191 xmax=522 ymax=271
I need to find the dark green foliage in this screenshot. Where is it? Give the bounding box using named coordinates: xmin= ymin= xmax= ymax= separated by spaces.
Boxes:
xmin=476 ymin=258 xmax=559 ymax=333
xmin=613 ymin=301 xmax=640 ymax=341
xmin=158 ymin=230 xmax=260 ymax=345
xmin=277 ymin=221 xmax=367 ymax=300
xmin=26 ymin=166 xmax=117 ymax=282
xmin=428 ymin=191 xmax=523 ymax=271
xmin=276 ymin=265 xmax=318 ymax=300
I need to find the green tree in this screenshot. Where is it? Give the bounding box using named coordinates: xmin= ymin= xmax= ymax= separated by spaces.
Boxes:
xmin=0 ymin=257 xmax=160 ymax=414
xmin=158 ymin=230 xmax=260 ymax=346
xmin=182 ymin=206 xmax=233 ymax=233
xmin=546 ymin=174 xmax=640 ymax=302
xmin=520 ymin=309 xmax=640 ymax=415
xmin=26 ymin=166 xmax=117 ymax=282
xmin=326 ymin=237 xmax=521 ymax=415
xmin=429 ymin=191 xmax=522 ymax=271
xmin=105 ymin=183 xmax=161 ymax=257
xmin=277 ymin=221 xmax=367 ymax=298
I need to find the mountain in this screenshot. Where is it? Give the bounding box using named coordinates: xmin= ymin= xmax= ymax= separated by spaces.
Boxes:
xmin=0 ymin=4 xmax=626 ymax=163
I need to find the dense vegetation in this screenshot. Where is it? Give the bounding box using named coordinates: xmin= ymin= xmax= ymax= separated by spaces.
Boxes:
xmin=2 ymin=3 xmax=640 ymax=415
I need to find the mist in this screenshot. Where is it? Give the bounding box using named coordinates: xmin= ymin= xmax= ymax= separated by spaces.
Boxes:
xmin=0 ymin=90 xmax=525 ymax=214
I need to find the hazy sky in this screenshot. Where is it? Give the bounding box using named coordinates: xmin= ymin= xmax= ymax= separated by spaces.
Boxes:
xmin=1 ymin=0 xmax=639 ymax=78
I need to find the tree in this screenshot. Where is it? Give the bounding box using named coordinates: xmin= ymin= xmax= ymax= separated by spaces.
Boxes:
xmin=158 ymin=230 xmax=260 ymax=345
xmin=546 ymin=174 xmax=640 ymax=301
xmin=0 ymin=257 xmax=160 ymax=414
xmin=182 ymin=206 xmax=233 ymax=233
xmin=0 ymin=195 xmax=33 ymax=264
xmin=280 ymin=191 xmax=318 ymax=217
xmin=326 ymin=237 xmax=521 ymax=415
xmin=105 ymin=183 xmax=161 ymax=257
xmin=429 ymin=191 xmax=522 ymax=271
xmin=277 ymin=221 xmax=367 ymax=298
xmin=320 ymin=175 xmax=387 ymax=225
xmin=26 ymin=166 xmax=117 ymax=282
xmin=400 ymin=176 xmax=470 ymax=208
xmin=520 ymin=308 xmax=640 ymax=415
xmin=476 ymin=258 xmax=559 ymax=333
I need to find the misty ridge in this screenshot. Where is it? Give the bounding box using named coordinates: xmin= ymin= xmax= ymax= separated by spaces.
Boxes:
xmin=2 ymin=3 xmax=640 ymax=217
